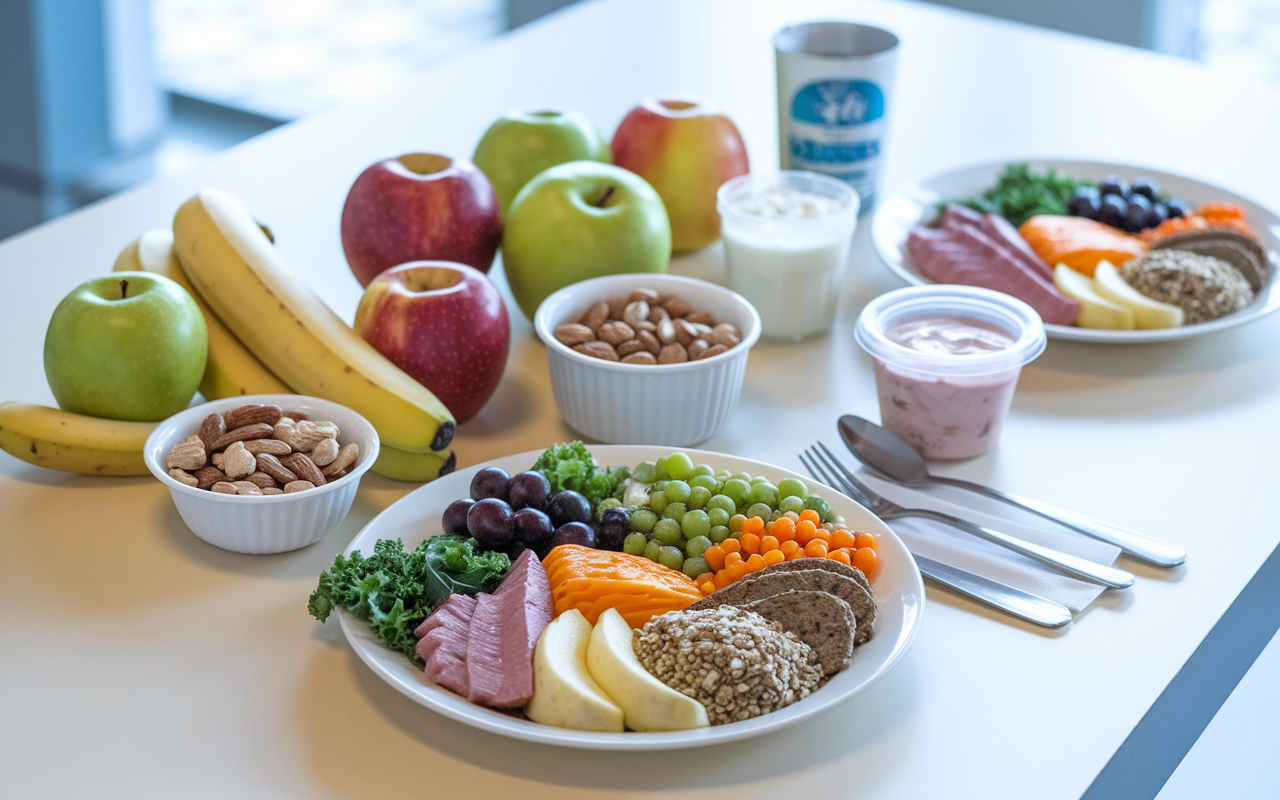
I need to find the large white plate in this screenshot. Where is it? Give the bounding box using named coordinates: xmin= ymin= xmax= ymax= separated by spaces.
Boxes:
xmin=871 ymin=159 xmax=1280 ymax=343
xmin=337 ymin=445 xmax=925 ymax=751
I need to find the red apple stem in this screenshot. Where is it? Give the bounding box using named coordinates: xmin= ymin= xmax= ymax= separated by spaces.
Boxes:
xmin=120 ymin=279 xmax=128 ymax=299
xmin=593 ymin=186 xmax=615 ymax=208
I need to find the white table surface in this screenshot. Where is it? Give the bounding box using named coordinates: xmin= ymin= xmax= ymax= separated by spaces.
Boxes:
xmin=3 ymin=0 xmax=1279 ymax=798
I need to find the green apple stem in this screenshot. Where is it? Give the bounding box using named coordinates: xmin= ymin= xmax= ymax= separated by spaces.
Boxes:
xmin=593 ymin=186 xmax=615 ymax=208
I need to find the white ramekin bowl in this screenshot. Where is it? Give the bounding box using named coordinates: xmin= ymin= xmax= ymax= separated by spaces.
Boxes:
xmin=533 ymin=273 xmax=761 ymax=446
xmin=143 ymin=394 xmax=380 ymax=554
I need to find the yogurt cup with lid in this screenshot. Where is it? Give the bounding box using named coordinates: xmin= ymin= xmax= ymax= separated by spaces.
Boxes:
xmin=717 ymin=171 xmax=859 ymax=341
xmin=854 ymin=285 xmax=1046 ymax=459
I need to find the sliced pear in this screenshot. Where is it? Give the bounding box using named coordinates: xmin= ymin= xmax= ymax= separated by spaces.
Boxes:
xmin=524 ymin=609 xmax=624 ymax=732
xmin=1093 ymin=260 xmax=1185 ymax=329
xmin=1054 ymin=263 xmax=1135 ymax=330
xmin=586 ymin=608 xmax=709 ymax=732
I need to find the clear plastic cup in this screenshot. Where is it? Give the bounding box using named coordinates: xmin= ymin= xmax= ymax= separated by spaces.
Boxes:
xmin=717 ymin=171 xmax=858 ymax=341
xmin=854 ymin=285 xmax=1046 ymax=459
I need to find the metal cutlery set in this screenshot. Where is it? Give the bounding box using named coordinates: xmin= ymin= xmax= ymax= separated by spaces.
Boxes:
xmin=802 ymin=416 xmax=1187 ymax=628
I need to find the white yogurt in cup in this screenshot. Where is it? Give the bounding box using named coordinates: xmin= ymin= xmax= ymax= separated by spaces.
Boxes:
xmin=717 ymin=171 xmax=859 ymax=340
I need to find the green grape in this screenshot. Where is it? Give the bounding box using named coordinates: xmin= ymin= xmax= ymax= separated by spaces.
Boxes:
xmin=714 ymin=469 xmax=731 ymax=480
xmin=691 ymin=463 xmax=714 ymax=478
xmin=623 ymin=532 xmax=648 ymax=555
xmin=648 ymin=490 xmax=669 ymax=514
xmin=633 ymin=460 xmax=657 ymax=483
xmin=779 ymin=495 xmax=807 ymax=515
xmin=747 ymin=502 xmax=772 ymax=520
xmin=747 ymin=482 xmax=779 ymax=508
xmin=685 ymin=535 xmax=713 ymax=559
xmin=707 ymin=507 xmax=730 ymax=528
xmin=750 ymin=475 xmax=770 ymax=485
xmin=630 ymin=508 xmax=658 ymax=533
xmin=664 ymin=479 xmax=692 ymax=504
xmin=642 ymin=540 xmax=662 ymax=561
xmin=709 ymin=525 xmax=732 ymax=543
xmin=782 ymin=510 xmax=800 ymax=522
xmin=777 ymin=477 xmax=809 ymax=500
xmin=804 ymin=495 xmax=830 ymax=520
xmin=654 ymin=455 xmax=669 ymax=481
xmin=831 ymin=513 xmax=845 ymax=525
xmin=653 ymin=518 xmax=683 ymax=545
xmin=658 ymin=546 xmax=685 ymax=571
xmin=664 ymin=502 xmax=687 ymax=523
xmin=689 ymin=474 xmax=718 ymax=492
xmin=682 ymin=556 xmax=710 ymax=580
xmin=681 ymin=509 xmax=711 ymax=540
xmin=665 ymin=452 xmax=694 ymax=480
xmin=728 ymin=513 xmax=747 ymax=532
xmin=707 ymin=494 xmax=737 ymax=515
xmin=768 ymin=509 xmax=783 ymax=523
xmin=721 ymin=478 xmax=751 ymax=507
xmin=687 ymin=486 xmax=711 ymax=510
xmin=729 ymin=472 xmax=752 ymax=483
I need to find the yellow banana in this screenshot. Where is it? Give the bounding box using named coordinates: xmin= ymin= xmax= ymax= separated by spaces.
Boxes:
xmin=0 ymin=401 xmax=155 ymax=476
xmin=114 ymin=230 xmax=291 ymax=400
xmin=172 ymin=189 xmax=455 ymax=454
xmin=373 ymin=444 xmax=456 ymax=482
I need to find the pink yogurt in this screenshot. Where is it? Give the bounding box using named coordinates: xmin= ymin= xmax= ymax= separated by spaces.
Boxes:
xmin=855 ymin=286 xmax=1046 ymax=460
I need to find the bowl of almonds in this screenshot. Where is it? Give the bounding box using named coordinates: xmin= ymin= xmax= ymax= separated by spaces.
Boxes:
xmin=534 ymin=273 xmax=761 ymax=446
xmin=142 ymin=394 xmax=380 ymax=554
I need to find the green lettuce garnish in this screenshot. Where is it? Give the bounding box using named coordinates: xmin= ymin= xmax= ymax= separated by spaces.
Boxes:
xmin=308 ymin=535 xmax=509 ymax=661
xmin=531 ymin=441 xmax=630 ymax=509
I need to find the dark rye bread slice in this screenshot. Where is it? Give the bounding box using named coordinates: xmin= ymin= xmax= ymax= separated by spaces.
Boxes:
xmin=1151 ymin=230 xmax=1269 ymax=292
xmin=690 ymin=568 xmax=876 ymax=646
xmin=740 ymin=590 xmax=856 ymax=675
xmin=757 ymin=558 xmax=873 ymax=597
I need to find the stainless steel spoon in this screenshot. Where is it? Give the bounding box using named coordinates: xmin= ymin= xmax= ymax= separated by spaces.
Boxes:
xmin=837 ymin=415 xmax=1187 ymax=568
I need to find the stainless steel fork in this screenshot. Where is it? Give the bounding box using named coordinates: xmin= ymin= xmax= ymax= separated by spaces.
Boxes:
xmin=802 ymin=442 xmax=1134 ymax=589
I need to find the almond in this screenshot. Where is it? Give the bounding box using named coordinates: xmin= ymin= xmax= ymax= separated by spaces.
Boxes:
xmin=193 ymin=466 xmax=229 ymax=489
xmin=554 ymin=323 xmax=596 ymax=346
xmin=210 ymin=423 xmax=275 ymax=451
xmin=695 ymin=343 xmax=728 ymax=360
xmin=165 ymin=435 xmax=207 ymax=471
xmin=198 ymin=414 xmax=225 ymax=451
xmin=322 ymin=442 xmax=359 ymax=476
xmin=573 ymin=341 xmax=619 ymax=361
xmin=623 ymin=300 xmax=650 ymax=328
xmin=621 ymin=351 xmax=657 ymax=365
xmin=658 ymin=343 xmax=689 ymax=363
xmin=224 ymin=403 xmax=283 ymax=429
xmin=581 ymin=300 xmax=610 ymax=331
xmin=284 ymin=452 xmax=326 ymax=486
xmin=597 ymin=320 xmax=635 ymax=345
xmin=255 ymin=453 xmax=299 ymax=484
xmin=243 ymin=438 xmax=291 ymax=456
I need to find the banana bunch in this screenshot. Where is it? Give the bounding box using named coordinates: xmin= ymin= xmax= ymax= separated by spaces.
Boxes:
xmin=2 ymin=190 xmax=457 ymax=482
xmin=0 ymin=402 xmax=155 ymax=476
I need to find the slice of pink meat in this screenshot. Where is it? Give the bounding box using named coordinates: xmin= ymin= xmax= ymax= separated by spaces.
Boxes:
xmin=980 ymin=212 xmax=1055 ymax=281
xmin=464 ymin=549 xmax=554 ymax=709
xmin=908 ymin=224 xmax=1080 ymax=325
xmin=416 ymin=593 xmax=477 ymax=697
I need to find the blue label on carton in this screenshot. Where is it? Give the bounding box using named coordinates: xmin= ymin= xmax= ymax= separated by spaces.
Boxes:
xmin=786 ymin=79 xmax=886 ymax=212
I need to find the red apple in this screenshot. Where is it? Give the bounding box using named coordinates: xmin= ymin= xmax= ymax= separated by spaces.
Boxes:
xmin=340 ymin=153 xmax=502 ymax=287
xmin=354 ymin=261 xmax=510 ymax=423
xmin=611 ymin=97 xmax=749 ymax=253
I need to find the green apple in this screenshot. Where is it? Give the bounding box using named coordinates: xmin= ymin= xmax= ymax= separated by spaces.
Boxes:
xmin=503 ymin=161 xmax=671 ymax=319
xmin=473 ymin=108 xmax=611 ymax=216
xmin=44 ymin=272 xmax=208 ymax=421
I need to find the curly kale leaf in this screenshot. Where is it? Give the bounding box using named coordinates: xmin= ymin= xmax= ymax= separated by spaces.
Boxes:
xmin=939 ymin=163 xmax=1094 ymax=228
xmin=531 ymin=441 xmax=629 ymax=509
xmin=308 ymin=535 xmax=509 ymax=662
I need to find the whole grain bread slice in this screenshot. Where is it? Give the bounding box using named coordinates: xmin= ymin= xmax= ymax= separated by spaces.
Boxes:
xmin=740 ymin=590 xmax=856 ymax=675
xmin=690 ymin=568 xmax=876 ymax=645
xmin=757 ymin=558 xmax=873 ymax=597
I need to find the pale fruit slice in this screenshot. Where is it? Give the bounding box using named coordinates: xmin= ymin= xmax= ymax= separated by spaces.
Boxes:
xmin=524 ymin=610 xmax=623 ymax=732
xmin=1053 ymin=263 xmax=1135 ymax=330
xmin=586 ymin=608 xmax=709 ymax=732
xmin=1093 ymin=260 xmax=1185 ymax=329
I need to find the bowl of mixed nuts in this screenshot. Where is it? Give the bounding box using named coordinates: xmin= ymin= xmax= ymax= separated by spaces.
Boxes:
xmin=533 ymin=273 xmax=761 ymax=446
xmin=143 ymin=394 xmax=380 ymax=554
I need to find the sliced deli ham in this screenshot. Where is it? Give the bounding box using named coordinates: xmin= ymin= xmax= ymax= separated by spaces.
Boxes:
xmin=417 ymin=593 xmax=478 ymax=696
xmin=908 ymin=216 xmax=1080 ymax=326
xmin=464 ymin=549 xmax=554 ymax=708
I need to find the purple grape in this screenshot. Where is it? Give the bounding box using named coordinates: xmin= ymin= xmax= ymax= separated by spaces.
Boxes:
xmin=512 ymin=507 xmax=554 ymax=549
xmin=508 ymin=471 xmax=551 ymax=511
xmin=1130 ymin=177 xmax=1160 ymax=201
xmin=597 ymin=507 xmax=631 ymax=551
xmin=1147 ymin=202 xmax=1169 ymax=229
xmin=1166 ymin=198 xmax=1191 ymax=219
xmin=1067 ymin=187 xmax=1100 ymax=219
xmin=550 ymin=521 xmax=597 ymax=550
xmin=467 ymin=497 xmax=514 ymax=549
xmin=1100 ymin=175 xmax=1129 ymax=197
xmin=1123 ymin=194 xmax=1152 ymax=232
xmin=1097 ymin=194 xmax=1127 ymax=228
xmin=548 ymin=490 xmax=591 ymax=527
xmin=442 ymin=498 xmax=474 ymax=535
xmin=470 ymin=467 xmax=511 ymax=501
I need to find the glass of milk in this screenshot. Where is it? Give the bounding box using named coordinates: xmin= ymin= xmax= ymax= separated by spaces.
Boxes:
xmin=717 ymin=171 xmax=858 ymax=340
